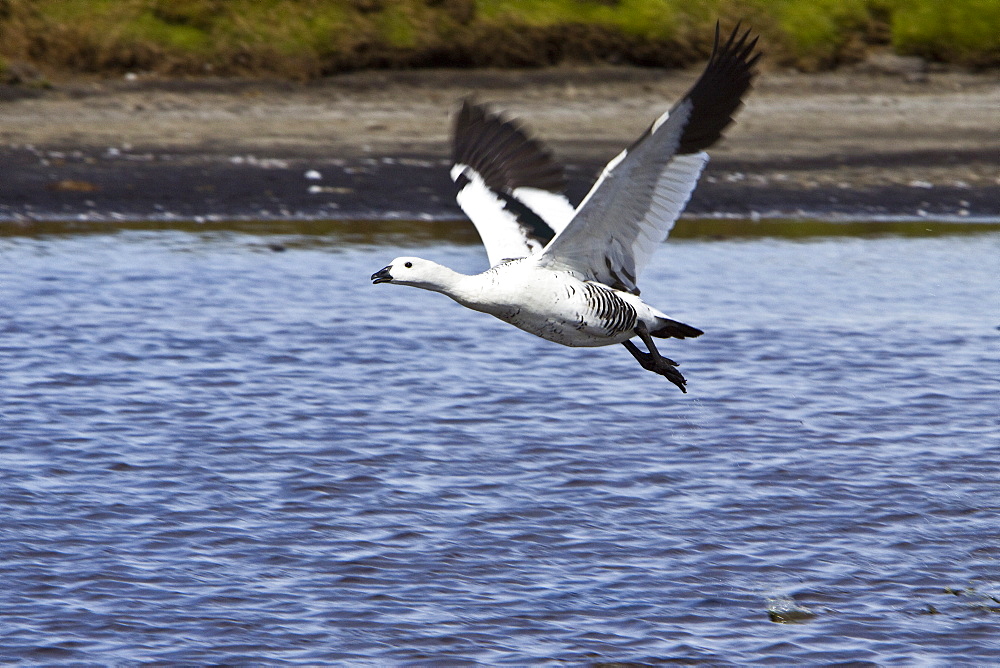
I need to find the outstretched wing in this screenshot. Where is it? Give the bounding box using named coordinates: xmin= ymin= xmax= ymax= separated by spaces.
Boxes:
xmin=451 ymin=100 xmax=576 ymax=267
xmin=538 ymin=24 xmax=761 ymax=294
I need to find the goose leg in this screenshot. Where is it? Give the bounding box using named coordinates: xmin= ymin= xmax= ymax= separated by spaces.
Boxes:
xmin=622 ymin=321 xmax=688 ymax=392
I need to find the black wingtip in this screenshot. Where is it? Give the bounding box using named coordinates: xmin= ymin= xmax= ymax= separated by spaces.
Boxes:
xmin=675 ymin=21 xmax=762 ymax=155
xmin=452 ymin=99 xmax=566 ymax=195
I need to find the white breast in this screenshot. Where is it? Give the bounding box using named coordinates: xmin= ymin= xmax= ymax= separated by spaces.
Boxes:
xmin=456 ymin=261 xmax=642 ymax=347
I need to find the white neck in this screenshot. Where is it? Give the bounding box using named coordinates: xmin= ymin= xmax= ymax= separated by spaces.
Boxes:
xmin=401 ymin=262 xmax=481 ymax=305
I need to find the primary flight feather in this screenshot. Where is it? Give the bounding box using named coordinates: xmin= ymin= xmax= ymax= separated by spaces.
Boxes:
xmin=372 ymin=24 xmax=761 ymax=392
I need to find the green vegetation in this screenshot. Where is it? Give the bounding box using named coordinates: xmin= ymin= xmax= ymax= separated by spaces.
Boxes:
xmin=477 ymin=0 xmax=681 ymax=41
xmin=0 ymin=0 xmax=997 ymax=79
xmin=892 ymin=0 xmax=1000 ymax=66
xmin=6 ymin=218 xmax=1000 ymax=241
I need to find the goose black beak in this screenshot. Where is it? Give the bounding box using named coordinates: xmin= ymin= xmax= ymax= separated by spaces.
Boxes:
xmin=371 ymin=265 xmax=393 ymax=284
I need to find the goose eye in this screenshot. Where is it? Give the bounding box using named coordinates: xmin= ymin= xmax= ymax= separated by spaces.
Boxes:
xmin=404 ymin=262 xmax=413 ymax=268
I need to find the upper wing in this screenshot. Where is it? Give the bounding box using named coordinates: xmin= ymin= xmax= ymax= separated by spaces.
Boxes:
xmin=538 ymin=24 xmax=761 ymax=294
xmin=451 ymin=100 xmax=576 ymax=267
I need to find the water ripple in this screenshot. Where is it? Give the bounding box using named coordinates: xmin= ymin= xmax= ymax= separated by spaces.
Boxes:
xmin=0 ymin=230 xmax=998 ymax=663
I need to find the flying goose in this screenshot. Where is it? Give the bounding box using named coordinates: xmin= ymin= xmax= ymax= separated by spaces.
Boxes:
xmin=372 ymin=24 xmax=760 ymax=392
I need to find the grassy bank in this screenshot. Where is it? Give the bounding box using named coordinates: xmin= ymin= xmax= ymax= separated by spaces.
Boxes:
xmin=1 ymin=0 xmax=998 ymax=80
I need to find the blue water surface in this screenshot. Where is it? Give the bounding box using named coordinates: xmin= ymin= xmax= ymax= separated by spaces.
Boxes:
xmin=1 ymin=226 xmax=998 ymax=663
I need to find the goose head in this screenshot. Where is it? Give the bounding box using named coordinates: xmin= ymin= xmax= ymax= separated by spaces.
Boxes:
xmin=371 ymin=257 xmax=459 ymax=293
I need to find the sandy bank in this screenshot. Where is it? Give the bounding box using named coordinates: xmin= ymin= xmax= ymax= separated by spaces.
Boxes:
xmin=1 ymin=66 xmax=998 ymax=222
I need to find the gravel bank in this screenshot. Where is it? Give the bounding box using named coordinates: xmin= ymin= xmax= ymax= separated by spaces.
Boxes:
xmin=1 ymin=67 xmax=998 ymax=223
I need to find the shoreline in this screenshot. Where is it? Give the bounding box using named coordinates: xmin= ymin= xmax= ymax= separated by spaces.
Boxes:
xmin=2 ymin=67 xmax=999 ymax=224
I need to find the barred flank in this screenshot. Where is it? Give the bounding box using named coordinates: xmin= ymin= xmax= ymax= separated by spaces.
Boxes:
xmin=583 ymin=284 xmax=637 ymax=337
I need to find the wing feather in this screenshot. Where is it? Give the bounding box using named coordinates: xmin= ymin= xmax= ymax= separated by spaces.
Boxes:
xmin=451 ymin=100 xmax=575 ymax=266
xmin=538 ymin=24 xmax=761 ymax=293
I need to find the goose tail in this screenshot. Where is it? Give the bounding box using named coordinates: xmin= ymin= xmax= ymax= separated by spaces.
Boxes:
xmin=650 ymin=317 xmax=704 ymax=340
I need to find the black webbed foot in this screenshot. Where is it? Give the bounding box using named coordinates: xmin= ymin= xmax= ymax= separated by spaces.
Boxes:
xmin=622 ymin=322 xmax=689 ymax=392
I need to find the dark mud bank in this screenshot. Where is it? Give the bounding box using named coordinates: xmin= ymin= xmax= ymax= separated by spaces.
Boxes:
xmin=2 ymin=145 xmax=998 ymax=224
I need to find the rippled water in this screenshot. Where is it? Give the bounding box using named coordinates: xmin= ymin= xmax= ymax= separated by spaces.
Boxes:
xmin=2 ymin=223 xmax=998 ymax=663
